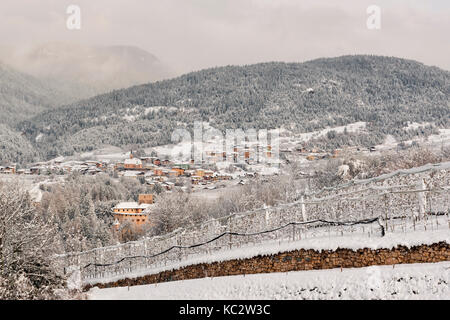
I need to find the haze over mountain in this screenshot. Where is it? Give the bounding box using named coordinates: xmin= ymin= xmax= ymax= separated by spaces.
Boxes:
xmin=0 ymin=61 xmax=70 ymax=125
xmin=0 ymin=42 xmax=174 ymax=100
xmin=0 ymin=62 xmax=59 ymax=163
xmin=13 ymin=55 xmax=449 ymax=162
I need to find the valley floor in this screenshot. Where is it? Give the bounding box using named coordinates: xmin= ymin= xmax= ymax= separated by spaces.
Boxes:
xmin=88 ymin=261 xmax=450 ymax=300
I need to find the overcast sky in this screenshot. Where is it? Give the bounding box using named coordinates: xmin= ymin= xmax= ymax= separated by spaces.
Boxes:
xmin=1 ymin=0 xmax=449 ymax=74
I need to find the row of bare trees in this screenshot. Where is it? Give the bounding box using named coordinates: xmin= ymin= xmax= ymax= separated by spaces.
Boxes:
xmin=0 ymin=182 xmax=67 ymax=299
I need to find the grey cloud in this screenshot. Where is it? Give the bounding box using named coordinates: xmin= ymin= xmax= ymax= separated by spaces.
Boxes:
xmin=0 ymin=0 xmax=448 ymax=75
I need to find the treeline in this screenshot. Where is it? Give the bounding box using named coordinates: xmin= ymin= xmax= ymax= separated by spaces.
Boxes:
xmin=309 ymin=145 xmax=450 ymax=189
xmin=304 ymin=124 xmax=440 ymax=150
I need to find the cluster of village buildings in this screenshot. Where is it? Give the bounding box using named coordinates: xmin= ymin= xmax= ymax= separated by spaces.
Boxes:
xmin=0 ymin=144 xmax=378 ymax=240
xmin=105 ymin=147 xmax=351 ymax=239
xmin=0 ymin=150 xmax=264 ymax=191
xmin=0 ymin=159 xmax=105 ymax=176
xmin=115 ymin=154 xmax=240 ymax=191
xmin=0 ymin=141 xmax=282 ymax=188
xmin=0 ymin=144 xmax=363 ymax=189
xmin=112 ymin=193 xmax=155 ymax=238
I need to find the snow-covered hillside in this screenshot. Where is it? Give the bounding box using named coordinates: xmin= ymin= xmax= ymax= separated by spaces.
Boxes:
xmin=89 ymin=261 xmax=450 ymax=300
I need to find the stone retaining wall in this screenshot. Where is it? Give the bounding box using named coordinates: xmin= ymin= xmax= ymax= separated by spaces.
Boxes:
xmin=85 ymin=242 xmax=449 ymax=290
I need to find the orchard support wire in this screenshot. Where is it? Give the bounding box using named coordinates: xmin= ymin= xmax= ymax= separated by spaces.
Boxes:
xmin=82 ymin=216 xmax=382 ymax=270
xmin=54 ymin=161 xmax=449 ymax=282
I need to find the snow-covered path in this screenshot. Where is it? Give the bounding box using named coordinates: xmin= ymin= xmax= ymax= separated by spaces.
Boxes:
xmin=89 ymin=261 xmax=450 ymax=300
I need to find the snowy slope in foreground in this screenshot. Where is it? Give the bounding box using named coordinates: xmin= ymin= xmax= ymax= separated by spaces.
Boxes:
xmin=89 ymin=261 xmax=450 ymax=300
xmin=85 ymin=226 xmax=449 ymax=286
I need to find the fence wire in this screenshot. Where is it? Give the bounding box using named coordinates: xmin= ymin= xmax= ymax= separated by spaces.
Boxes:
xmin=55 ymin=162 xmax=450 ymax=282
xmin=82 ymin=217 xmax=382 ymax=269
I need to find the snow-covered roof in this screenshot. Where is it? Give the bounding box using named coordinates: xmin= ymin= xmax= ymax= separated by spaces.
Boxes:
xmin=213 ymin=172 xmax=232 ymax=177
xmin=124 ymin=158 xmax=142 ymax=165
xmin=114 ymin=202 xmax=151 ymax=210
xmin=123 ymin=171 xmax=144 ymax=177
xmin=52 ymin=156 xmax=65 ymax=163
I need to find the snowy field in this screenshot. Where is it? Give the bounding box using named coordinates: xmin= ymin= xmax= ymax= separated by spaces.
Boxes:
xmin=89 ymin=261 xmax=450 ymax=300
xmin=375 ymin=128 xmax=450 ymax=153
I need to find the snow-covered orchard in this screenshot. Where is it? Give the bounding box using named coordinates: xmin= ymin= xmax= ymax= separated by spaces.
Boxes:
xmin=57 ymin=162 xmax=450 ymax=286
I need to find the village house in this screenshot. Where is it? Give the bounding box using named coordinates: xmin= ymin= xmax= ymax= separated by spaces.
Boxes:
xmin=143 ymin=161 xmax=156 ymax=170
xmin=169 ymin=169 xmax=181 ymax=177
xmin=53 ymin=158 xmax=64 ymax=165
xmin=244 ymin=148 xmax=251 ymax=162
xmin=266 ymin=145 xmax=272 ymax=158
xmin=86 ymin=167 xmax=103 ymax=175
xmin=140 ymin=157 xmax=153 ymax=166
xmin=121 ymin=171 xmax=145 ymax=179
xmin=0 ymin=165 xmax=16 ymax=174
xmin=138 ymin=193 xmax=154 ymax=204
xmin=203 ymin=170 xmax=214 ymax=180
xmin=162 ymin=181 xmax=175 ymax=191
xmin=161 ymin=159 xmax=171 ymax=166
xmin=212 ymin=172 xmax=233 ymax=181
xmin=174 ymin=163 xmax=190 ymax=170
xmin=152 ymin=175 xmax=168 ymax=183
xmin=195 ymin=169 xmax=205 ymax=177
xmin=191 ymin=175 xmax=202 ymax=185
xmin=30 ymin=167 xmax=40 ymax=175
xmin=331 ymin=149 xmax=340 ymax=158
xmin=205 ymin=150 xmax=224 ymax=163
xmin=16 ymin=169 xmax=33 ymax=175
xmin=153 ymin=158 xmax=161 ymax=166
xmin=114 ymin=162 xmax=125 ymax=171
xmin=296 ymin=146 xmax=307 ymax=153
xmin=82 ymin=160 xmax=103 ymax=168
xmin=245 ymin=172 xmax=258 ymax=178
xmin=112 ymin=194 xmax=155 ymax=234
xmin=124 ymin=157 xmax=143 ymax=170
xmin=171 ymin=166 xmax=185 ymax=176
xmin=184 ymin=169 xmax=195 ymax=177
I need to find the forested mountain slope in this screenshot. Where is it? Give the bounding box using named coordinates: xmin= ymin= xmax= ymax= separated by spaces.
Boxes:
xmin=0 ymin=124 xmax=39 ymax=164
xmin=15 ymin=55 xmax=450 ymax=160
xmin=0 ymin=62 xmax=74 ymax=164
xmin=0 ymin=62 xmax=70 ymax=125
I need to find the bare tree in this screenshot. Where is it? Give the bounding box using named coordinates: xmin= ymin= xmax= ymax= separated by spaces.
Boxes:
xmin=0 ymin=181 xmax=66 ymax=299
